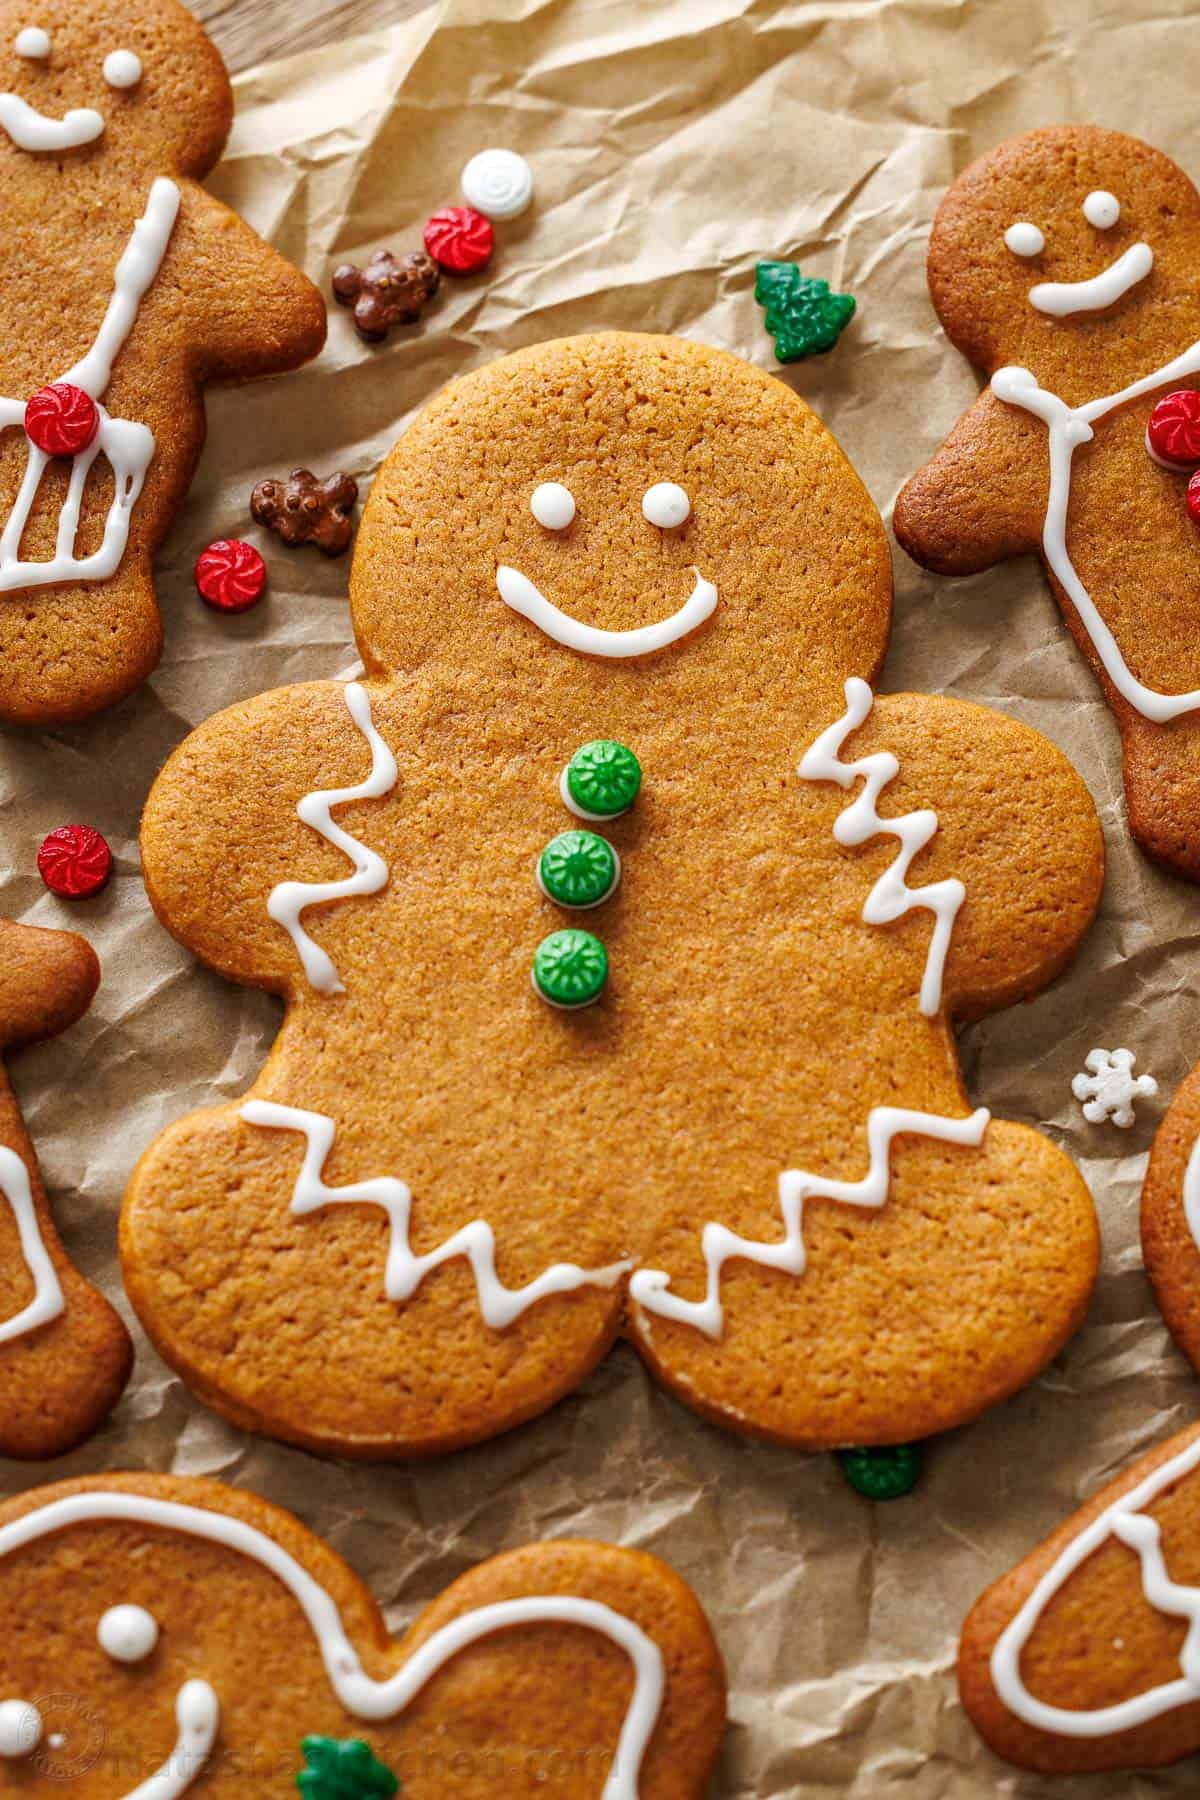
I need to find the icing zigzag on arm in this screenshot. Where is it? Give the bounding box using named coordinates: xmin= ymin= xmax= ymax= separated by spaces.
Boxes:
xmin=240 ymin=1101 xmax=632 ymax=1328
xmin=267 ymin=683 xmax=397 ymax=995
xmin=798 ymin=678 xmax=965 ymax=1017
xmin=629 ymin=1104 xmax=990 ymax=1338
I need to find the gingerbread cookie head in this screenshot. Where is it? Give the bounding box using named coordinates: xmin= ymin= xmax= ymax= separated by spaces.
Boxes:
xmin=925 ymin=125 xmax=1200 ymax=394
xmin=0 ymin=0 xmax=230 ymax=178
xmin=0 ymin=1473 xmax=725 ymax=1797
xmin=0 ymin=918 xmax=131 ymax=1457
xmin=0 ymin=0 xmax=325 ymax=727
xmin=128 ymin=330 xmax=1101 ymax=1460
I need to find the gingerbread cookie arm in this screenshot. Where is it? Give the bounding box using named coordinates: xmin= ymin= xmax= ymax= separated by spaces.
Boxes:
xmin=182 ymin=185 xmax=326 ymax=384
xmin=894 ymin=390 xmax=1047 ymax=576
xmin=141 ymin=680 xmax=392 ymax=993
xmin=0 ymin=921 xmax=131 ymax=1458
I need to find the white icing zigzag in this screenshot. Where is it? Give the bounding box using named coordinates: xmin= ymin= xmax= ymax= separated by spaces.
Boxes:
xmin=0 ymin=1144 xmax=63 ymax=1345
xmin=267 ymin=682 xmax=397 ymax=995
xmin=629 ymin=1103 xmax=990 ymax=1338
xmin=240 ymin=1101 xmax=631 ymax=1328
xmin=0 ymin=1492 xmax=665 ymax=1799
xmin=798 ymin=677 xmax=965 ymax=1018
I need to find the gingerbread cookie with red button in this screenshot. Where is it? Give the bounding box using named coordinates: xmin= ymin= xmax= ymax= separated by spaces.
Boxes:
xmin=0 ymin=0 xmax=325 ymax=726
xmin=0 ymin=1471 xmax=725 ymax=1796
xmin=895 ymin=125 xmax=1200 ymax=882
xmin=124 ymin=331 xmax=1102 ymax=1460
xmin=0 ymin=918 xmax=131 ymax=1457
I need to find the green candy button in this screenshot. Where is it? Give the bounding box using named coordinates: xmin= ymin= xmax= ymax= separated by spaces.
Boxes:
xmin=537 ymin=830 xmax=620 ymax=909
xmin=836 ymin=1443 xmax=922 ymax=1502
xmin=297 ymin=1735 xmax=398 ymax=1799
xmin=562 ymin=740 xmax=641 ymax=819
xmin=533 ymin=928 xmax=608 ymax=1009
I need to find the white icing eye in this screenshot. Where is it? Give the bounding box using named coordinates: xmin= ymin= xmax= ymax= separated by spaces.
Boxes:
xmin=14 ymin=27 xmax=50 ymax=58
xmin=642 ymin=482 xmax=690 ymax=529
xmin=98 ymin=1603 xmax=159 ymax=1662
xmin=1004 ymin=222 xmax=1045 ymax=257
xmin=1083 ymin=189 xmax=1120 ymax=229
xmin=0 ymin=1699 xmax=41 ymax=1758
xmin=530 ymin=482 xmax=575 ymax=530
xmin=102 ymin=48 xmax=142 ymax=89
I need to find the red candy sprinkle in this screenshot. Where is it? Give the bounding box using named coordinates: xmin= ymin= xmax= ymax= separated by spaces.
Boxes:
xmin=37 ymin=825 xmax=112 ymax=900
xmin=1148 ymin=389 xmax=1200 ymax=468
xmin=423 ymin=205 xmax=494 ymax=275
xmin=24 ymin=382 xmax=100 ymax=457
xmin=194 ymin=539 xmax=266 ymax=613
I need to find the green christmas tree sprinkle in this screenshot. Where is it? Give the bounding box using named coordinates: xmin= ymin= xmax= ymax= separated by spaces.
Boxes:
xmin=296 ymin=1736 xmax=398 ymax=1800
xmin=836 ymin=1443 xmax=921 ymax=1502
xmin=754 ymin=261 xmax=856 ymax=362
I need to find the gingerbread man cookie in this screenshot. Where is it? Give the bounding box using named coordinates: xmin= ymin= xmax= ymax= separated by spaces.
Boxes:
xmin=959 ymin=1420 xmax=1200 ymax=1775
xmin=0 ymin=0 xmax=325 ymax=726
xmin=0 ymin=918 xmax=130 ymax=1456
xmin=1140 ymin=1062 xmax=1200 ymax=1371
xmin=0 ymin=1472 xmax=724 ymax=1796
xmin=124 ymin=332 xmax=1103 ymax=1459
xmin=896 ymin=125 xmax=1200 ymax=882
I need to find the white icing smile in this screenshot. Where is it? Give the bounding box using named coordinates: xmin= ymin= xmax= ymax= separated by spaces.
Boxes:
xmin=0 ymin=89 xmax=102 ymax=149
xmin=496 ymin=565 xmax=718 ymax=658
xmin=1029 ymin=241 xmax=1154 ymax=316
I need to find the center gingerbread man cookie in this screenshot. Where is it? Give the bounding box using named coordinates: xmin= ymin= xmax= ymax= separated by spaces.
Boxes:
xmin=896 ymin=125 xmax=1200 ymax=882
xmin=124 ymin=332 xmax=1104 ymax=1459
xmin=0 ymin=0 xmax=325 ymax=725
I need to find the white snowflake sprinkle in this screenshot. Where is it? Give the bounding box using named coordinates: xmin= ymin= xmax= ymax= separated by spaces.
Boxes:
xmin=1071 ymin=1047 xmax=1158 ymax=1129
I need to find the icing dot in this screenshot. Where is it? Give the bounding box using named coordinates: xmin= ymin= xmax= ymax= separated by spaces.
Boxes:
xmin=98 ymin=1603 xmax=159 ymax=1663
xmin=1083 ymin=189 xmax=1120 ymax=230
xmin=530 ymin=482 xmax=575 ymax=530
xmin=0 ymin=1699 xmax=41 ymax=1758
xmin=14 ymin=26 xmax=49 ymax=58
xmin=642 ymin=482 xmax=690 ymax=529
xmin=460 ymin=148 xmax=533 ymax=221
xmin=1004 ymin=222 xmax=1045 ymax=258
xmin=102 ymin=48 xmax=142 ymax=89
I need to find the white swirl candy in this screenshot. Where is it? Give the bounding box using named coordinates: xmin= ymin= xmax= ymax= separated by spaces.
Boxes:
xmin=461 ymin=148 xmax=533 ymax=220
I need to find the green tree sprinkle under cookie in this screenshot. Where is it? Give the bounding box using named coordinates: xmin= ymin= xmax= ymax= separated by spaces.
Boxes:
xmin=296 ymin=1736 xmax=398 ymax=1799
xmin=754 ymin=261 xmax=856 ymax=362
xmin=836 ymin=1443 xmax=921 ymax=1501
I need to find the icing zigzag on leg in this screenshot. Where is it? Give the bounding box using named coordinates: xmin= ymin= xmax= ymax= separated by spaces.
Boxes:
xmin=241 ymin=1101 xmax=631 ymax=1328
xmin=798 ymin=677 xmax=965 ymax=1016
xmin=629 ymin=1104 xmax=989 ymax=1338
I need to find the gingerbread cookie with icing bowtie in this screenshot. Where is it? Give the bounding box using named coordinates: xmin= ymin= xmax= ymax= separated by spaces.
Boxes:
xmin=0 ymin=918 xmax=130 ymax=1456
xmin=0 ymin=0 xmax=325 ymax=725
xmin=0 ymin=1472 xmax=724 ymax=1795
xmin=895 ymin=125 xmax=1200 ymax=882
xmin=959 ymin=1420 xmax=1200 ymax=1774
xmin=123 ymin=331 xmax=1103 ymax=1459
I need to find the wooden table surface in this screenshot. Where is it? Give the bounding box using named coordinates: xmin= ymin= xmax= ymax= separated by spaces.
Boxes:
xmin=190 ymin=0 xmax=431 ymax=74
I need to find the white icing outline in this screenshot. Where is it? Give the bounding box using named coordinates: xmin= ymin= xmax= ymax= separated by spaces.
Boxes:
xmin=1184 ymin=1134 xmax=1200 ymax=1252
xmin=0 ymin=1143 xmax=63 ymax=1344
xmin=797 ymin=677 xmax=965 ymax=1017
xmin=629 ymin=1103 xmax=990 ymax=1338
xmin=240 ymin=1101 xmax=632 ymax=1328
xmin=990 ymin=1431 xmax=1200 ymax=1735
xmin=124 ymin=1682 xmax=218 ymax=1800
xmin=1029 ymin=242 xmax=1153 ymax=316
xmin=0 ymin=90 xmax=102 ymax=150
xmin=0 ymin=1491 xmax=664 ymax=1799
xmin=993 ymin=348 xmax=1200 ymax=721
xmin=0 ymin=177 xmax=179 ymax=593
xmin=266 ymin=682 xmax=397 ymax=995
xmin=496 ymin=564 xmax=717 ymax=658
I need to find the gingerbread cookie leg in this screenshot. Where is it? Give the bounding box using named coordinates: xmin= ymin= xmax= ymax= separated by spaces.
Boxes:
xmin=0 ymin=920 xmax=131 ymax=1457
xmin=0 ymin=1473 xmax=725 ymax=1797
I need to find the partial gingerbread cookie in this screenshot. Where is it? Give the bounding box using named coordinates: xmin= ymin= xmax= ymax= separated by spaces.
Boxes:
xmin=125 ymin=332 xmax=1102 ymax=1459
xmin=0 ymin=1472 xmax=725 ymax=1796
xmin=0 ymin=0 xmax=326 ymax=725
xmin=895 ymin=125 xmax=1200 ymax=882
xmin=1141 ymin=1062 xmax=1200 ymax=1370
xmin=0 ymin=919 xmax=131 ymax=1456
xmin=959 ymin=1421 xmax=1200 ymax=1774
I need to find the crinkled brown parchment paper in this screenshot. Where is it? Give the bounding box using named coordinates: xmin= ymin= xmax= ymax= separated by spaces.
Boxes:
xmin=4 ymin=0 xmax=1200 ymax=1793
